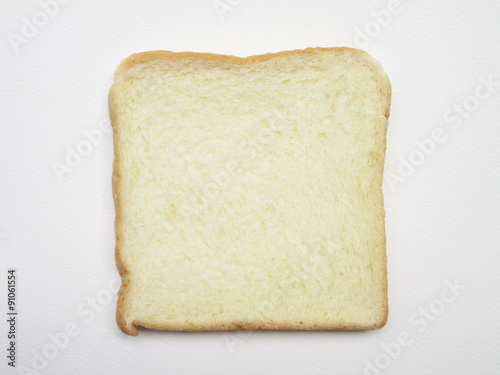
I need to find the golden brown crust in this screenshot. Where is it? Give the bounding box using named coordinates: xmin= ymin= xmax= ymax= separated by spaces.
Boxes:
xmin=113 ymin=46 xmax=385 ymax=78
xmin=379 ymin=70 xmax=391 ymax=330
xmin=109 ymin=85 xmax=134 ymax=335
xmin=109 ymin=47 xmax=391 ymax=336
xmin=131 ymin=320 xmax=385 ymax=333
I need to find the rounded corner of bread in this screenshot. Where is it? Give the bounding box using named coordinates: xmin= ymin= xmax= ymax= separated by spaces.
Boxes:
xmin=115 ymin=272 xmax=139 ymax=336
xmin=372 ymin=301 xmax=389 ymax=330
xmin=116 ymin=302 xmax=139 ymax=336
xmin=117 ymin=318 xmax=139 ymax=336
xmin=339 ymin=48 xmax=391 ymax=91
xmin=373 ymin=312 xmax=389 ymax=330
xmin=113 ymin=51 xmax=159 ymax=80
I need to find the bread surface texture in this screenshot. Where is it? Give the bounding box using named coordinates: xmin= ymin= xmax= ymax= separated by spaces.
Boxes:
xmin=109 ymin=47 xmax=391 ymax=336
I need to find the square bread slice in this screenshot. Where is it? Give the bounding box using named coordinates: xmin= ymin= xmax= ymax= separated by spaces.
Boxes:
xmin=109 ymin=47 xmax=391 ymax=336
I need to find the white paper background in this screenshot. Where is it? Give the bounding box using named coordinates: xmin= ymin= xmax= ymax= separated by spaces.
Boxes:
xmin=1 ymin=1 xmax=499 ymax=374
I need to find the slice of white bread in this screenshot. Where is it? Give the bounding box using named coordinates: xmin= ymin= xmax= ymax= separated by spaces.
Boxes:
xmin=109 ymin=47 xmax=391 ymax=336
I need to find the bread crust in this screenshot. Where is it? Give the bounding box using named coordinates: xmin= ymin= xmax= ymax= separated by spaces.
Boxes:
xmin=109 ymin=47 xmax=391 ymax=336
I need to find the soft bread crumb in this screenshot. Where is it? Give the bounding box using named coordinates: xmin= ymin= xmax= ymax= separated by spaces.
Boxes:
xmin=109 ymin=47 xmax=391 ymax=336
